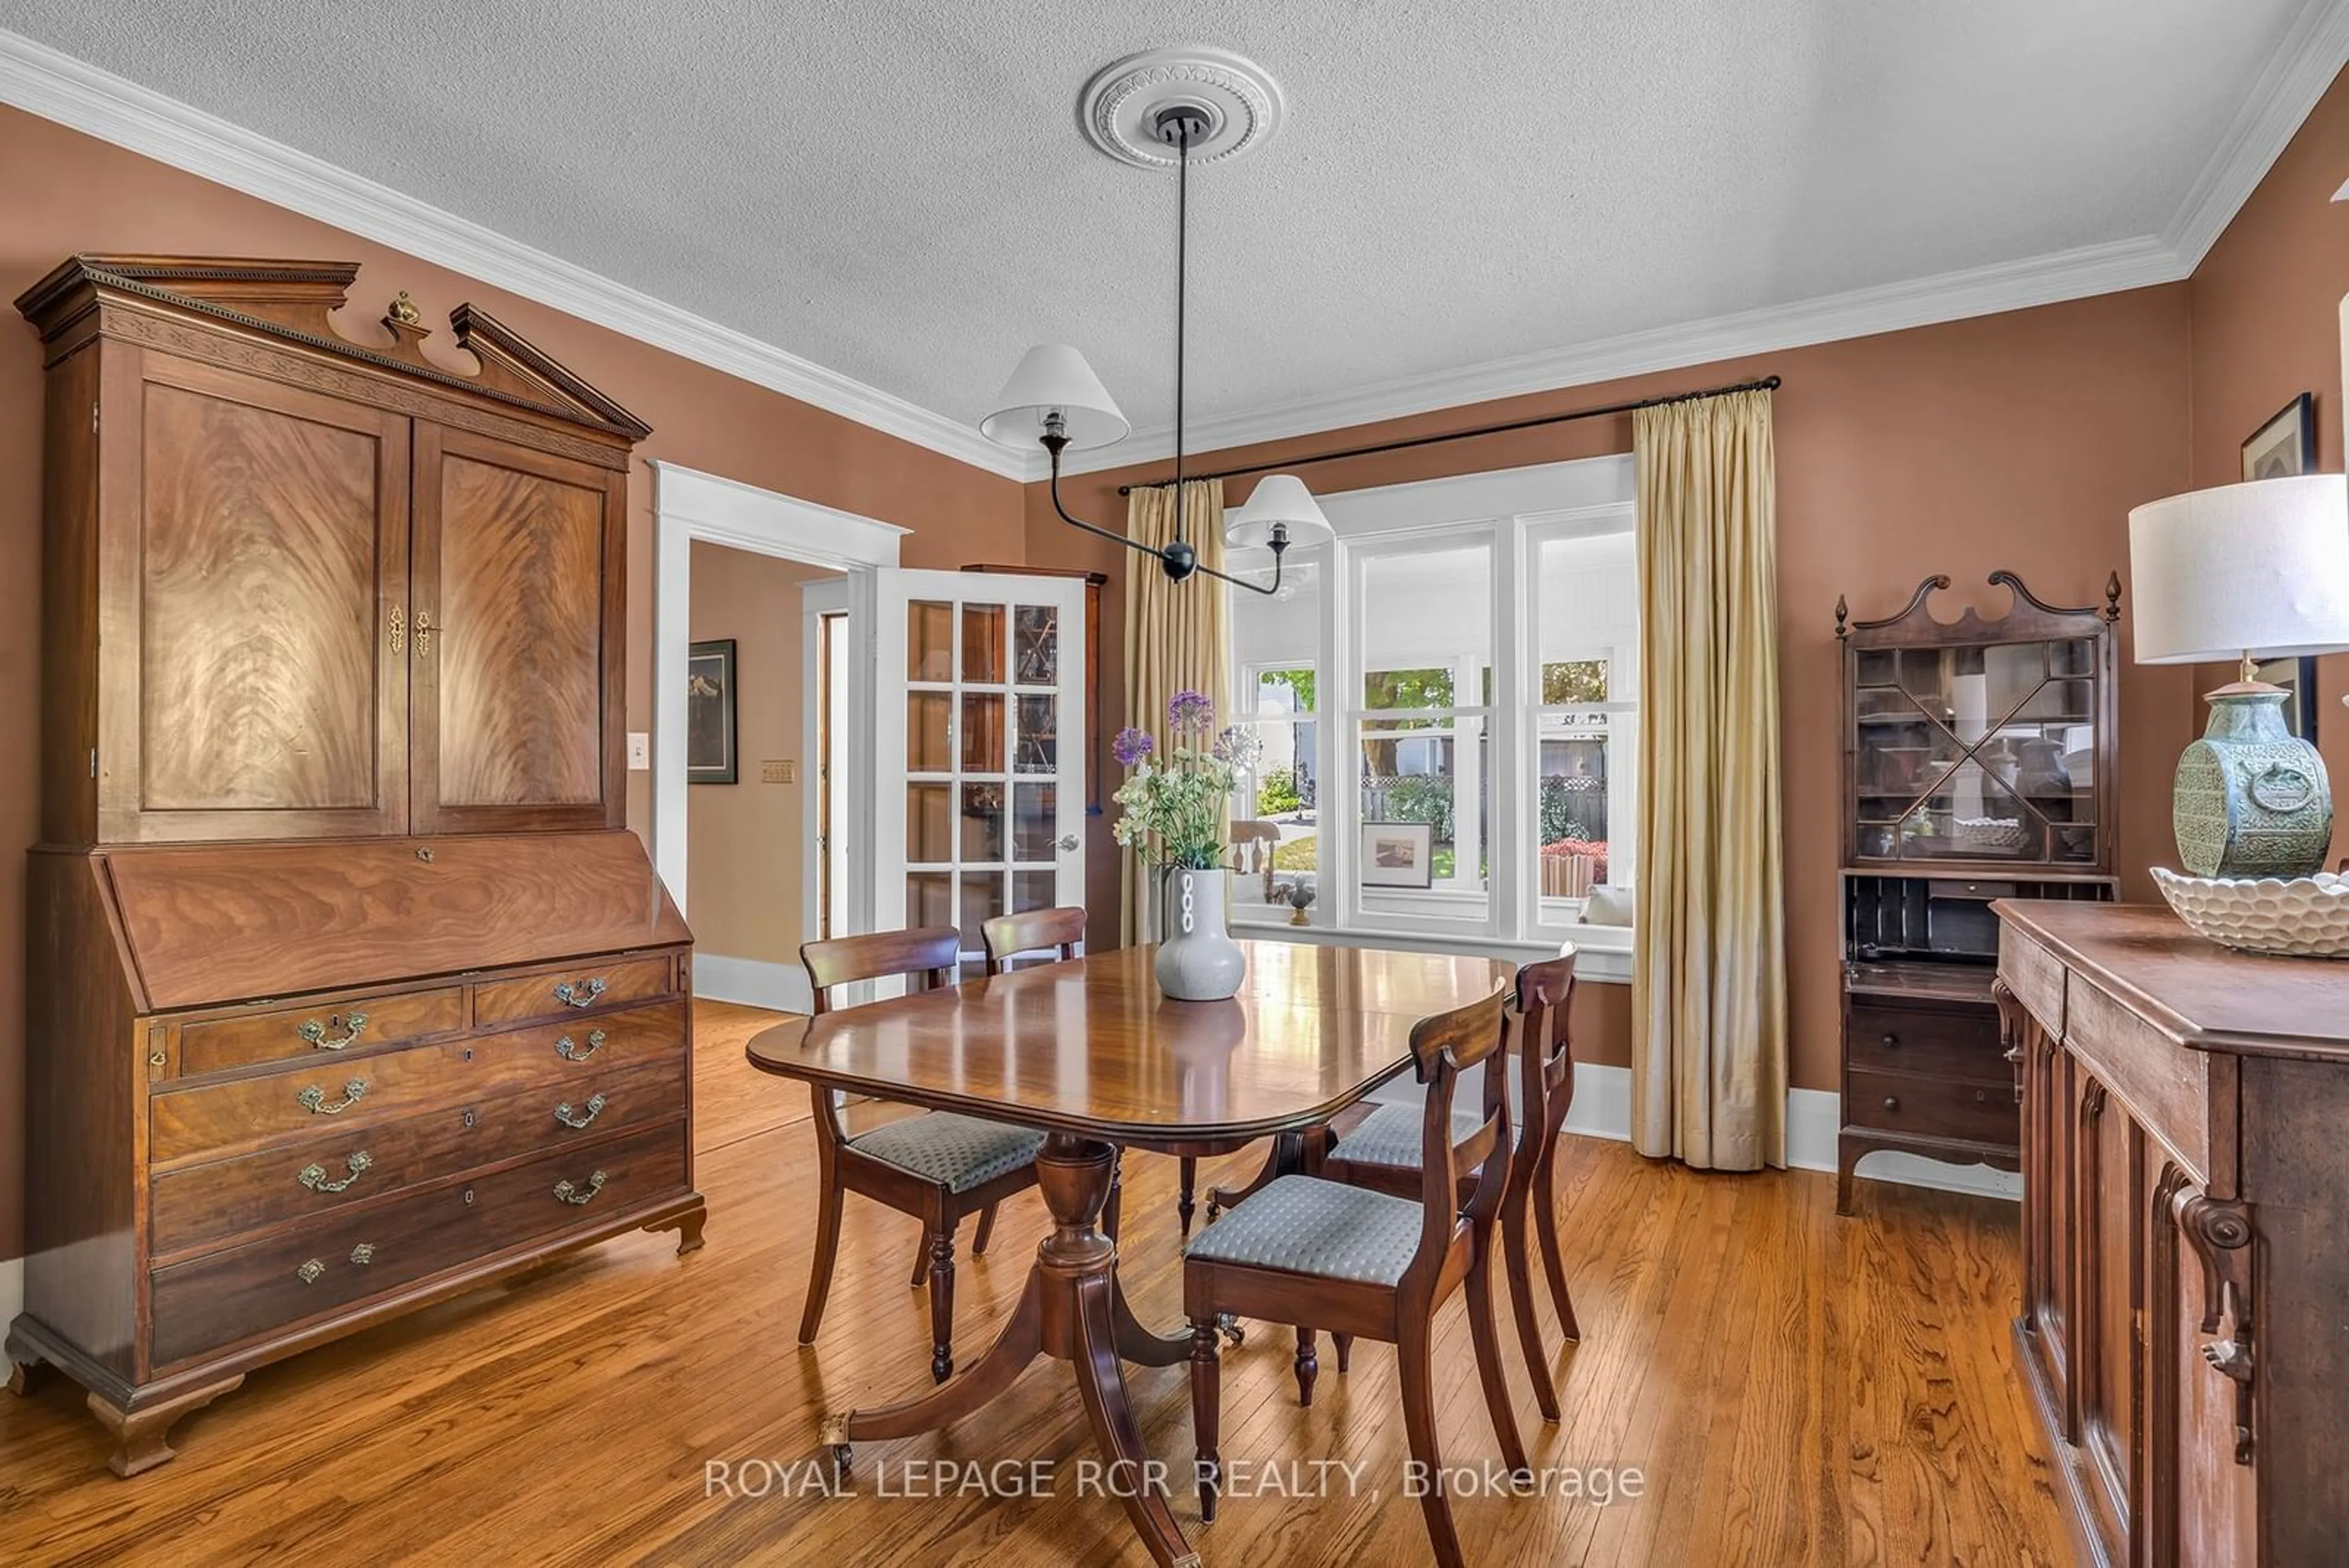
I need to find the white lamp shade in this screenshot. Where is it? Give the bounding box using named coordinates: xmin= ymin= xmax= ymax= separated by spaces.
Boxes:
xmin=979 ymin=344 xmax=1129 ymax=450
xmin=2127 ymin=474 xmax=2349 ymax=664
xmin=1224 ymin=474 xmax=1335 ymax=552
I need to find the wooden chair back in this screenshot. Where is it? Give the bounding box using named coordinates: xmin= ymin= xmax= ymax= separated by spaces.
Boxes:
xmin=1228 ymin=820 xmax=1282 ymax=902
xmin=800 ymin=926 xmax=960 ymax=1016
xmin=1513 ymin=948 xmax=1578 ymax=1146
xmin=1405 ymin=982 xmax=1513 ymax=1274
xmin=980 ymin=907 xmax=1086 ymax=976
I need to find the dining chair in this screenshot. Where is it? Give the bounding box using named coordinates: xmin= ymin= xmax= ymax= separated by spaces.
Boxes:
xmin=796 ymin=926 xmax=1047 ymax=1384
xmin=979 ymin=906 xmax=1176 ymax=1244
xmin=1310 ymin=949 xmax=1581 ymax=1419
xmin=1226 ymin=819 xmax=1282 ymax=905
xmin=1182 ymin=983 xmax=1528 ymax=1568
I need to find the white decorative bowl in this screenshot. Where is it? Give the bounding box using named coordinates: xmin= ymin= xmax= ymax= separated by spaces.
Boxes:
xmin=2151 ymin=868 xmax=2349 ymax=959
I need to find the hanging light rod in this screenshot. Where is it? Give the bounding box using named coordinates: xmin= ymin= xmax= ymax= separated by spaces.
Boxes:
xmin=1116 ymin=374 xmax=1783 ymax=496
xmin=979 ymin=49 xmax=1324 ymax=597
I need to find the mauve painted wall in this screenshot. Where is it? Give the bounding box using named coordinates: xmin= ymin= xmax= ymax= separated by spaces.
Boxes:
xmin=0 ymin=105 xmax=1026 ymax=1267
xmin=2183 ymin=64 xmax=2349 ymax=867
xmin=1035 ymin=285 xmax=2202 ymax=1094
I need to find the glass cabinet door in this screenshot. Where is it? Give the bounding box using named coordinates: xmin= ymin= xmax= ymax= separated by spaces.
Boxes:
xmin=1852 ymin=639 xmax=2099 ymax=866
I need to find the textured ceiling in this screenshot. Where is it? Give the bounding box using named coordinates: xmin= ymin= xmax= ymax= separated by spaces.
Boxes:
xmin=2 ymin=1 xmax=2324 ymax=451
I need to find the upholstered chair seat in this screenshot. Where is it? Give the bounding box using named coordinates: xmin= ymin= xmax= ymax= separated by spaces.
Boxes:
xmin=1182 ymin=1175 xmax=1422 ymax=1285
xmin=1328 ymin=1102 xmax=1484 ymax=1170
xmin=850 ymin=1114 xmax=1047 ymax=1194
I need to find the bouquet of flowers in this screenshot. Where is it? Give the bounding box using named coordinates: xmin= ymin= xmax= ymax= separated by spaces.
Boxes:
xmin=1111 ymin=689 xmax=1261 ymax=871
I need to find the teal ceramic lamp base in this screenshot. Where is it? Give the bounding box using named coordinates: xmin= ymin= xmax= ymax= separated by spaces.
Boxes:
xmin=2170 ymin=684 xmax=2332 ymax=879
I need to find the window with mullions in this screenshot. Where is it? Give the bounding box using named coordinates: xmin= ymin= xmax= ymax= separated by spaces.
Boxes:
xmin=1355 ymin=540 xmax=1493 ymax=918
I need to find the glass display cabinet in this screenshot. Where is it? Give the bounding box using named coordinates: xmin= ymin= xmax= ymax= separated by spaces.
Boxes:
xmin=1833 ymin=571 xmax=2120 ymax=1212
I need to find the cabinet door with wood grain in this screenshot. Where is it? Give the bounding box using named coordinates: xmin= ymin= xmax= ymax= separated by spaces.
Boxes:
xmin=105 ymin=352 xmax=410 ymax=842
xmin=408 ymin=424 xmax=623 ymax=833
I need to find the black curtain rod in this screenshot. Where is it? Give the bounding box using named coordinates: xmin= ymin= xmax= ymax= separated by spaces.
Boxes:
xmin=1115 ymin=374 xmax=1782 ymax=495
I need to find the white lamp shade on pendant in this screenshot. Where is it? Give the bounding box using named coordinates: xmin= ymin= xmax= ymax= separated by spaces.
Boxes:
xmin=2127 ymin=474 xmax=2349 ymax=664
xmin=1223 ymin=474 xmax=1335 ymax=552
xmin=979 ymin=344 xmax=1130 ymax=450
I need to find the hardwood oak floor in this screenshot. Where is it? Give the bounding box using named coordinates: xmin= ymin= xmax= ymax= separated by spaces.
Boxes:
xmin=1 ymin=1000 xmax=2066 ymax=1567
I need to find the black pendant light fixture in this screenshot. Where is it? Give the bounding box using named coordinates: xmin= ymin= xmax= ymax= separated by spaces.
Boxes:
xmin=979 ymin=50 xmax=1333 ymax=595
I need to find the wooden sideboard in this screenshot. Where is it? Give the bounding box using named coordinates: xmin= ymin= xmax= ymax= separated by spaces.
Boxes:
xmin=4 ymin=256 xmax=703 ymax=1475
xmin=1995 ymin=900 xmax=2348 ymax=1568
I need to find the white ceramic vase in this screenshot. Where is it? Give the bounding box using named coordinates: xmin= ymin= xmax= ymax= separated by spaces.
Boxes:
xmin=1154 ymin=867 xmax=1247 ymax=1001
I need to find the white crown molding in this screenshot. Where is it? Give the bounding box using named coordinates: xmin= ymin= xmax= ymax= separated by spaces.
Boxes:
xmin=0 ymin=28 xmax=1031 ymax=481
xmin=2162 ymin=0 xmax=2349 ymax=269
xmin=1059 ymin=232 xmax=2188 ymax=477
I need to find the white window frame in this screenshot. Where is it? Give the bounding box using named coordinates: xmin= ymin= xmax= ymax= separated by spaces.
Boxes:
xmin=1225 ymin=455 xmax=1638 ymax=982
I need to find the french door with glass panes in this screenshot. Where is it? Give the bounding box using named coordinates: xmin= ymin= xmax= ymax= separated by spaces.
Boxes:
xmin=870 ymin=569 xmax=1088 ymax=970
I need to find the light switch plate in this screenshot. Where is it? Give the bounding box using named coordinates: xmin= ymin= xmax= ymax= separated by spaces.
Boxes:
xmin=627 ymin=732 xmax=650 ymax=770
xmin=762 ymin=759 xmax=797 ymax=784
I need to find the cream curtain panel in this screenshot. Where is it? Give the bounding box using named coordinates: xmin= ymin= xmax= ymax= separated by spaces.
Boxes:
xmin=1630 ymin=389 xmax=1788 ymax=1170
xmin=1120 ymin=479 xmax=1231 ymax=944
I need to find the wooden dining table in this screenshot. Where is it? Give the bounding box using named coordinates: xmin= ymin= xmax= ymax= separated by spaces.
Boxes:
xmin=745 ymin=938 xmax=1516 ymax=1568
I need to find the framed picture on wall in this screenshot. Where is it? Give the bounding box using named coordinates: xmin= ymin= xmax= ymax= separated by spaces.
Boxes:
xmin=688 ymin=638 xmax=738 ymax=784
xmin=1360 ymin=821 xmax=1434 ymax=888
xmin=2242 ymin=392 xmax=2315 ymax=481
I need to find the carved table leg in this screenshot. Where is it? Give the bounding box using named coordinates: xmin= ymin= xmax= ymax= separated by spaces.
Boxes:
xmin=824 ymin=1132 xmax=1200 ymax=1568
xmin=6 ymin=1323 xmax=53 ymax=1397
xmin=91 ymin=1373 xmax=246 ymax=1477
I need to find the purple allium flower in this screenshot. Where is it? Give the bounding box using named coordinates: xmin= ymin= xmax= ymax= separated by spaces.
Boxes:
xmin=1167 ymin=689 xmax=1214 ymax=734
xmin=1112 ymin=727 xmax=1156 ymax=767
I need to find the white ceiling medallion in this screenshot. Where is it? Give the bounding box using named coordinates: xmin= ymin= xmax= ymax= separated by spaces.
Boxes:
xmin=1078 ymin=46 xmax=1284 ymax=169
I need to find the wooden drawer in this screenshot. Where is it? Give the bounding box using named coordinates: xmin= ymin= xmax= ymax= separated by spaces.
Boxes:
xmin=151 ymin=1001 xmax=687 ymax=1165
xmin=150 ymin=1120 xmax=689 ymax=1368
xmin=177 ymin=986 xmax=467 ymax=1077
xmin=473 ymin=954 xmax=675 ymax=1031
xmin=1846 ymin=1068 xmax=2018 ymax=1148
xmin=1846 ymin=1001 xmax=2007 ymax=1082
xmin=151 ymin=1052 xmax=688 ymax=1258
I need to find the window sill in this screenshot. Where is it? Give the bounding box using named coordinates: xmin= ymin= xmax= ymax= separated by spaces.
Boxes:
xmin=1228 ymin=916 xmax=1631 ymax=984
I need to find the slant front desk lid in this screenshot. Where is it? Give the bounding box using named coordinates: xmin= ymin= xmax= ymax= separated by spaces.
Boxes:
xmin=90 ymin=830 xmax=689 ymax=1011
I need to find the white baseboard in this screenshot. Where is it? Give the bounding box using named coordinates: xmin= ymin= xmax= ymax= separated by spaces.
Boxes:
xmin=692 ymin=953 xmax=814 ymax=1017
xmin=0 ymin=1255 xmax=21 ymax=1331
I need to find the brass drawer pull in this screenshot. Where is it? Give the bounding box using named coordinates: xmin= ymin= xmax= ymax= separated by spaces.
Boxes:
xmin=1882 ymin=1095 xmax=1901 ymax=1113
xmin=299 ymin=1151 xmax=374 ymax=1193
xmin=351 ymin=1244 xmax=376 ymax=1266
xmin=297 ymin=1078 xmax=369 ymax=1115
xmin=554 ymin=976 xmax=609 ymax=1009
xmin=1879 ymin=1032 xmax=1898 ymax=1048
xmin=554 ymin=1170 xmax=609 ymax=1206
xmin=297 ymin=1258 xmax=327 ymax=1285
xmin=555 ymin=1028 xmax=607 ymax=1062
xmin=297 ymin=1011 xmax=370 ymax=1050
xmin=554 ymin=1093 xmax=607 ymax=1131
